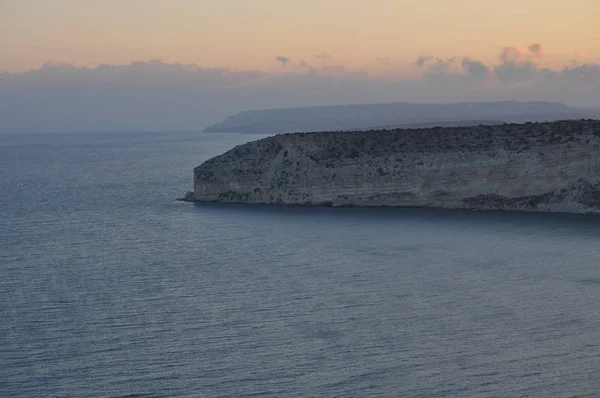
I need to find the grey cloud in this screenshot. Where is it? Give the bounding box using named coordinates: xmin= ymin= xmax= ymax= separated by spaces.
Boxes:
xmin=494 ymin=60 xmax=537 ymax=84
xmin=560 ymin=63 xmax=600 ymax=88
xmin=528 ymin=43 xmax=543 ymax=56
xmin=431 ymin=58 xmax=456 ymax=73
xmin=462 ymin=58 xmax=490 ymax=79
xmin=499 ymin=47 xmax=522 ymax=63
xmin=275 ymin=56 xmax=290 ymax=65
xmin=297 ymin=59 xmax=309 ymax=68
xmin=414 ymin=43 xmax=600 ymax=97
xmin=494 ymin=45 xmax=539 ymax=84
xmin=1 ymin=56 xmax=599 ymax=132
xmin=416 ymin=56 xmax=456 ymax=73
xmin=416 ymin=56 xmax=433 ymax=68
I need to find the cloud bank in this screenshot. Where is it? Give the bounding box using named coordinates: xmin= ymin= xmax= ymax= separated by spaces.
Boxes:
xmin=0 ymin=44 xmax=598 ymax=131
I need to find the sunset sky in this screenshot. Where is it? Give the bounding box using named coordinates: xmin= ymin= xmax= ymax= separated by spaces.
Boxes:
xmin=1 ymin=0 xmax=599 ymax=73
xmin=1 ymin=0 xmax=599 ymax=131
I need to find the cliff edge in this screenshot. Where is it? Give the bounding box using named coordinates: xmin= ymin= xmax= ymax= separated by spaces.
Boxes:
xmin=193 ymin=120 xmax=600 ymax=214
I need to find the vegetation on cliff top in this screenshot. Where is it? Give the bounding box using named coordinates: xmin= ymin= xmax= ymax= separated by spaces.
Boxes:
xmin=197 ymin=119 xmax=600 ymax=173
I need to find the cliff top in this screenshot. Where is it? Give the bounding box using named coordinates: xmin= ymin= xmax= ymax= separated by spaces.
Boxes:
xmin=197 ymin=119 xmax=600 ymax=172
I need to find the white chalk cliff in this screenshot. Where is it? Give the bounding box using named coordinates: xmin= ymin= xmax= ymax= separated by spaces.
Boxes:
xmin=193 ymin=120 xmax=600 ymax=214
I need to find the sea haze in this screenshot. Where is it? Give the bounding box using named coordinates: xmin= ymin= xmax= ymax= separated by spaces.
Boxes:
xmin=1 ymin=131 xmax=599 ymax=397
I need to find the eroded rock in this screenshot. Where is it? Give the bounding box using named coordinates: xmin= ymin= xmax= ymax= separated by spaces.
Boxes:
xmin=192 ymin=120 xmax=600 ymax=214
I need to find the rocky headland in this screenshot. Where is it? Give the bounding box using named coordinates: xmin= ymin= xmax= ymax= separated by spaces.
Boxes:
xmin=191 ymin=119 xmax=600 ymax=214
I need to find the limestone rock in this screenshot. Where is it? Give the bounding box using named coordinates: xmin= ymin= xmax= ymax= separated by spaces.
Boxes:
xmin=177 ymin=191 xmax=195 ymax=201
xmin=192 ymin=120 xmax=600 ymax=214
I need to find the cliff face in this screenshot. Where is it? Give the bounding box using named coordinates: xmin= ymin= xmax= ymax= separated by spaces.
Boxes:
xmin=193 ymin=120 xmax=600 ymax=214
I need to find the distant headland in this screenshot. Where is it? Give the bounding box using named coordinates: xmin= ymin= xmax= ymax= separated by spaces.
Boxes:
xmin=203 ymin=101 xmax=597 ymax=134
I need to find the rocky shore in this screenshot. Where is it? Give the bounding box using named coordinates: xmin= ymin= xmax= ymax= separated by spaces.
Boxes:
xmin=190 ymin=120 xmax=600 ymax=214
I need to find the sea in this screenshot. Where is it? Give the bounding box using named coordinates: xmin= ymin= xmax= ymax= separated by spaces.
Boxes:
xmin=1 ymin=131 xmax=599 ymax=397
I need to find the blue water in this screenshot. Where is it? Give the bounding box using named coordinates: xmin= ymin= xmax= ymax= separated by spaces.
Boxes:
xmin=1 ymin=131 xmax=600 ymax=397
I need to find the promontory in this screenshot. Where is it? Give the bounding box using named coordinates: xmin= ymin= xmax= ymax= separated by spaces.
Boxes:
xmin=191 ymin=119 xmax=600 ymax=214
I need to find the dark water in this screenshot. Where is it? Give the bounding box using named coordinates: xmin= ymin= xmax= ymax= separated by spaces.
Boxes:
xmin=1 ymin=131 xmax=600 ymax=397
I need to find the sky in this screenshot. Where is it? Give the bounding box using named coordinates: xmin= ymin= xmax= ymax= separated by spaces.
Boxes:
xmin=1 ymin=0 xmax=599 ymax=131
xmin=2 ymin=0 xmax=599 ymax=73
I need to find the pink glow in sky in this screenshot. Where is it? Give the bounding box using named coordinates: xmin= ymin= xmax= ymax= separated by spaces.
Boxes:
xmin=1 ymin=0 xmax=598 ymax=73
xmin=1 ymin=0 xmax=599 ymax=132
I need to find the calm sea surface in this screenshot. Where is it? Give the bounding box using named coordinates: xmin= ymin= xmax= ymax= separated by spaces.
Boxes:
xmin=1 ymin=131 xmax=599 ymax=397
